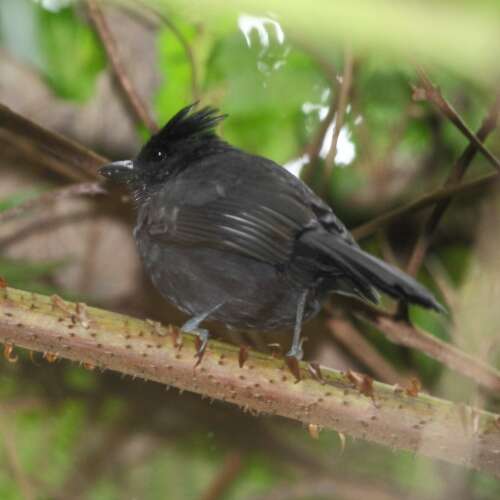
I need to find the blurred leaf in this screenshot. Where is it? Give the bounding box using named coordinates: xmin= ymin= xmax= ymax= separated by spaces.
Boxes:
xmin=0 ymin=257 xmax=66 ymax=294
xmin=0 ymin=189 xmax=42 ymax=212
xmin=435 ymin=244 xmax=472 ymax=286
xmin=158 ymin=0 xmax=500 ymax=85
xmin=409 ymin=297 xmax=450 ymax=383
xmin=155 ymin=19 xmax=199 ymax=122
xmin=329 ymin=164 xmax=364 ymax=214
xmin=37 ymin=6 xmax=105 ymax=101
xmin=205 ymin=31 xmax=328 ymax=161
xmin=16 ymin=401 xmax=85 ymax=488
xmin=64 ymin=365 xmax=98 ymax=392
xmin=355 ymin=60 xmax=414 ymax=157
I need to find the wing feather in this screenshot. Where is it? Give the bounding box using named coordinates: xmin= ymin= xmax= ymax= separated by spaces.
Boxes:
xmin=142 ymin=150 xmax=351 ymax=266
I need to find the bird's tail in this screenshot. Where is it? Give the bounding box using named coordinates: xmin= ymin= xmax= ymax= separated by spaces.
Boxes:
xmin=300 ymin=230 xmax=444 ymax=312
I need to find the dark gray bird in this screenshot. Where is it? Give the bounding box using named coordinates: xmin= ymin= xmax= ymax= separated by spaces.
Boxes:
xmin=100 ymin=104 xmax=443 ymax=361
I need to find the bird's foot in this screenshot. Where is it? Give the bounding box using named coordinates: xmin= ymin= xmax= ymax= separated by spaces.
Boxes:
xmin=190 ymin=327 xmax=209 ymax=367
xmin=285 ymin=337 xmax=306 ymax=361
xmin=285 ymin=337 xmax=307 ymax=381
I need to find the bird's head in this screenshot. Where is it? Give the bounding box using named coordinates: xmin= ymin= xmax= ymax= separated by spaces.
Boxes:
xmin=99 ymin=104 xmax=227 ymax=201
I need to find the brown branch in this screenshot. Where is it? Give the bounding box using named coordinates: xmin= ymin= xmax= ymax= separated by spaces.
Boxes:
xmin=352 ymin=170 xmax=499 ymax=240
xmin=52 ymin=425 xmax=132 ymax=500
xmin=350 ymin=299 xmax=500 ymax=393
xmin=0 ymin=102 xmax=104 ymax=181
xmin=246 ymin=476 xmax=428 ymax=500
xmin=406 ymin=95 xmax=500 ymax=276
xmin=0 ymin=412 xmax=36 ymax=500
xmin=0 ymin=182 xmax=106 ymax=225
xmin=414 ymin=67 xmax=500 ymax=171
xmin=327 ymin=316 xmax=405 ymax=385
xmin=200 ymin=452 xmax=243 ymax=500
xmin=1 ymin=287 xmax=500 ymax=476
xmin=86 ymin=0 xmax=159 ymax=133
xmin=324 ymin=48 xmax=354 ymax=174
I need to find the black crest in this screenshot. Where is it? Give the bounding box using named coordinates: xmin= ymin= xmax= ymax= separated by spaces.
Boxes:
xmin=133 ymin=104 xmax=229 ymax=194
xmin=154 ymin=103 xmax=227 ymax=145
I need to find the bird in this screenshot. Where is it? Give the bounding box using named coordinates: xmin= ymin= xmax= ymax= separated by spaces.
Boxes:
xmin=99 ymin=104 xmax=443 ymax=363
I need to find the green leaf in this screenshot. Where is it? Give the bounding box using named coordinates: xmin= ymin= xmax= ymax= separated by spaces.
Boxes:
xmin=0 ymin=189 xmax=42 ymax=212
xmin=155 ymin=21 xmax=197 ymax=122
xmin=0 ymin=257 xmax=67 ymax=294
xmin=204 ymin=31 xmax=328 ymax=162
xmin=154 ymin=16 xmax=214 ymax=123
xmin=37 ymin=6 xmax=105 ymax=101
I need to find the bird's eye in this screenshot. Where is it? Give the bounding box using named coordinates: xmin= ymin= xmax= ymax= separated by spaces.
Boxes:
xmin=153 ymin=150 xmax=165 ymax=162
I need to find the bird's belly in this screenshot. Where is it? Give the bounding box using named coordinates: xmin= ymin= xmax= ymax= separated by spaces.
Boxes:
xmin=136 ymin=236 xmax=319 ymax=330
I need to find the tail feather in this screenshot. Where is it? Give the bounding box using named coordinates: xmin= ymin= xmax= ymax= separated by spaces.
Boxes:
xmin=300 ymin=230 xmax=444 ymax=312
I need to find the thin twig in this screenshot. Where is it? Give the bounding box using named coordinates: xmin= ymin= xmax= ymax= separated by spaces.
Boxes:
xmin=406 ymin=94 xmax=500 ymax=276
xmin=245 ymin=476 xmax=425 ymax=500
xmin=86 ymin=0 xmax=159 ymax=133
xmin=52 ymin=425 xmax=131 ymax=500
xmin=349 ymin=299 xmax=500 ymax=393
xmin=327 ymin=316 xmax=405 ymax=384
xmin=324 ymin=48 xmax=354 ymax=175
xmin=352 ymin=170 xmax=499 ymax=240
xmin=1 ymin=287 xmax=500 ymax=476
xmin=414 ymin=67 xmax=500 ymax=171
xmin=0 ymin=412 xmax=36 ymax=500
xmin=200 ymin=452 xmax=243 ymax=500
xmin=0 ymin=182 xmax=106 ymax=225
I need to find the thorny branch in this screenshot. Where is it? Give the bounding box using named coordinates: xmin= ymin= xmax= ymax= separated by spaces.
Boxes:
xmin=86 ymin=0 xmax=159 ymax=133
xmin=1 ymin=287 xmax=500 ymax=476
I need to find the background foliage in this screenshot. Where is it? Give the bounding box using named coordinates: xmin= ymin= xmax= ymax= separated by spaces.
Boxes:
xmin=0 ymin=0 xmax=500 ymax=498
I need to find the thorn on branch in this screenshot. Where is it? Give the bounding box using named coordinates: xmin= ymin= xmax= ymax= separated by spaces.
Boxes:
xmin=308 ymin=423 xmax=321 ymax=439
xmin=346 ymin=370 xmax=375 ymax=400
xmin=238 ymin=345 xmax=249 ymax=368
xmin=285 ymin=356 xmax=302 ymax=382
xmin=3 ymin=343 xmax=18 ymax=363
xmin=43 ymin=352 xmax=59 ymax=363
xmin=405 ymin=377 xmax=422 ymax=397
xmin=308 ymin=362 xmax=325 ymax=384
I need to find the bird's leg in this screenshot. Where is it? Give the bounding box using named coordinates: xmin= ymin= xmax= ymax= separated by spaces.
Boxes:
xmin=181 ymin=303 xmax=222 ymax=362
xmin=286 ymin=290 xmax=308 ymax=361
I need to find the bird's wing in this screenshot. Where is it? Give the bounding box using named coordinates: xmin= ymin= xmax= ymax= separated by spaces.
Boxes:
xmin=144 ymin=153 xmax=323 ymax=265
xmin=146 ymin=184 xmax=310 ymax=265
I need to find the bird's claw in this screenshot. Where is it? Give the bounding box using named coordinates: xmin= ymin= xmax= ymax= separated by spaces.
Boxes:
xmin=192 ymin=328 xmax=209 ymax=366
xmin=285 ymin=337 xmax=307 ymax=381
xmin=285 ymin=336 xmax=306 ymax=361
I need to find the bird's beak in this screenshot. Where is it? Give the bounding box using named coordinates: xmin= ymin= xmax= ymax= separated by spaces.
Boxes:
xmin=99 ymin=160 xmax=136 ymax=183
